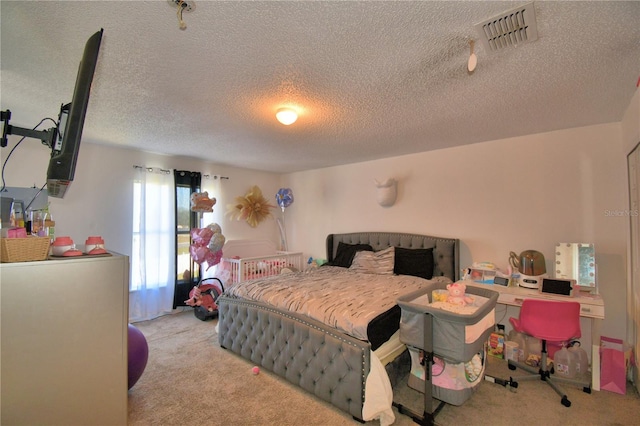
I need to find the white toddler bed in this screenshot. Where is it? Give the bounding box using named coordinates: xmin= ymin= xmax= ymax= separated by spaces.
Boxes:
xmin=219 ymin=239 xmax=303 ymax=285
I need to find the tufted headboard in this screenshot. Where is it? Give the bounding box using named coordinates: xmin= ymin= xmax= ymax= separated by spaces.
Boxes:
xmin=326 ymin=232 xmax=460 ymax=281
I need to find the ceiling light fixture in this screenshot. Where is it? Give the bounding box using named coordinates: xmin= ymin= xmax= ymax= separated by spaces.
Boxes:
xmin=468 ymin=40 xmax=477 ymax=73
xmin=276 ymin=108 xmax=298 ymax=125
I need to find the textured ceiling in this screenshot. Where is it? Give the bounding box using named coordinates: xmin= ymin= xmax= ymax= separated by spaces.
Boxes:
xmin=1 ymin=1 xmax=639 ymax=173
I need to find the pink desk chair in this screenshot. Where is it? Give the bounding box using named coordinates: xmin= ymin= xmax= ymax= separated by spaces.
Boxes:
xmin=508 ymin=299 xmax=591 ymax=407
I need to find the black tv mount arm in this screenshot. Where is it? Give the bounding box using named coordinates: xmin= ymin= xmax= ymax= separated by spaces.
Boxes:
xmin=1 ymin=110 xmax=57 ymax=149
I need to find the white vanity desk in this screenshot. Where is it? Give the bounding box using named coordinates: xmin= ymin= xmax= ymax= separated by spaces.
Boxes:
xmin=463 ymin=280 xmax=605 ymax=390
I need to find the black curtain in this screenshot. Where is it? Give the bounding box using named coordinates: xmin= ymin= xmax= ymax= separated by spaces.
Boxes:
xmin=173 ymin=170 xmax=201 ymax=308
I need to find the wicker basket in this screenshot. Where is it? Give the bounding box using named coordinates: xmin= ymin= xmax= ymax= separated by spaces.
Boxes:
xmin=1 ymin=236 xmax=51 ymax=263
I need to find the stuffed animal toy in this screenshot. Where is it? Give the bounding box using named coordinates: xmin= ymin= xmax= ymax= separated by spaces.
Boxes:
xmin=184 ymin=285 xmax=205 ymax=308
xmin=190 ymin=191 xmax=216 ymax=212
xmin=446 ymin=282 xmax=474 ymax=306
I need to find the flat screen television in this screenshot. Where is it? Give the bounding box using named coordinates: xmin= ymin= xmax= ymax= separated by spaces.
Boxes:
xmin=0 ymin=29 xmax=103 ymax=198
xmin=47 ymin=28 xmax=104 ymax=198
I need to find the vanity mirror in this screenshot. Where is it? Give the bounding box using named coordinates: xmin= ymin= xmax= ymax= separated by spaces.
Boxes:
xmin=555 ymin=243 xmax=596 ymax=290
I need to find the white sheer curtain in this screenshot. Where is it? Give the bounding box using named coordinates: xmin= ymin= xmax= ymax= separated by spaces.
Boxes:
xmin=129 ymin=167 xmax=176 ymax=322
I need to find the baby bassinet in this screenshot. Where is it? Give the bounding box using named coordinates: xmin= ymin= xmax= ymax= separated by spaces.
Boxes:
xmin=395 ymin=282 xmax=498 ymax=422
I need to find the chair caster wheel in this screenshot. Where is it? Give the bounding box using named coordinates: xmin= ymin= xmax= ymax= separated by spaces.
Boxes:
xmin=561 ymin=396 xmax=571 ymax=407
xmin=583 ymin=386 xmax=592 ymax=394
xmin=508 ymin=363 xmax=516 ymax=370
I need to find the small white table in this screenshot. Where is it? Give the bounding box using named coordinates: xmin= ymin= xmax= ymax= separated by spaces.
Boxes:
xmin=463 ymin=280 xmax=605 ymax=390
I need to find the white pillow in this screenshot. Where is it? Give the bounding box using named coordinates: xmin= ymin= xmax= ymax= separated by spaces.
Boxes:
xmin=349 ymin=247 xmax=395 ymax=275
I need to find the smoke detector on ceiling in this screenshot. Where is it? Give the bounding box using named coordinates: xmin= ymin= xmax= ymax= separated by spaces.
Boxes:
xmin=474 ymin=2 xmax=538 ymax=53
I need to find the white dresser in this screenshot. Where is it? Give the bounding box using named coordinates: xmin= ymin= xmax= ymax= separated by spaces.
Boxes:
xmin=1 ymin=253 xmax=129 ymax=425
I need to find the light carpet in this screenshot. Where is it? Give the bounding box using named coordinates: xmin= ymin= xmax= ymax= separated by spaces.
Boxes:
xmin=128 ymin=310 xmax=640 ymax=425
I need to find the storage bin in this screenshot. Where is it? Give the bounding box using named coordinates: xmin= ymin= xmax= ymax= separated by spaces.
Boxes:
xmin=407 ymin=346 xmax=487 ymax=405
xmin=467 ymin=267 xmax=497 ymax=284
xmin=1 ymin=236 xmax=50 ymax=262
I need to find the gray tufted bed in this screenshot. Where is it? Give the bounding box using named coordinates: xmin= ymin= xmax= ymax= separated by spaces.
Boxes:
xmin=217 ymin=232 xmax=459 ymax=424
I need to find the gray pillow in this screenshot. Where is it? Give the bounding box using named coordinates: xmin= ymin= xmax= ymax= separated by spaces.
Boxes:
xmin=349 ymin=247 xmax=395 ymax=275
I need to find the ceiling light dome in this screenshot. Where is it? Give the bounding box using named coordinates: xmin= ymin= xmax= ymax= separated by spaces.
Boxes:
xmin=276 ymin=108 xmax=298 ymax=125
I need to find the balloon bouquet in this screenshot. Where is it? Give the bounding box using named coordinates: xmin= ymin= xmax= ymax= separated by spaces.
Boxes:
xmin=189 ymin=223 xmax=225 ymax=270
xmin=275 ymin=188 xmax=294 ymax=251
xmin=188 ymin=190 xmax=225 ymax=270
xmin=185 ymin=191 xmax=227 ymax=320
xmin=186 ymin=223 xmax=226 ymax=321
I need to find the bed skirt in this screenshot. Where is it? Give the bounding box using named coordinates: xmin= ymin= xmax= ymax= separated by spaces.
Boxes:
xmin=217 ymin=295 xmax=371 ymax=420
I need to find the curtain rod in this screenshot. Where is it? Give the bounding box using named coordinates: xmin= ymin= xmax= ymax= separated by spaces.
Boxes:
xmin=132 ymin=165 xmax=170 ymax=174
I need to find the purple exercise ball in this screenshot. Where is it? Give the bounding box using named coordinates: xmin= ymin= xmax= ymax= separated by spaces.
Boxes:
xmin=128 ymin=324 xmax=149 ymax=390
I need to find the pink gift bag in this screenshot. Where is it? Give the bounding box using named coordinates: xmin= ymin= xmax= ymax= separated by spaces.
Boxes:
xmin=599 ymin=336 xmax=626 ymax=394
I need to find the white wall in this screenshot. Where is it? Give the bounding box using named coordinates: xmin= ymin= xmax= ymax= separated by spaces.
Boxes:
xmin=2 ymin=104 xmax=632 ymax=342
xmin=0 ymin=139 xmax=282 ymax=257
xmin=283 ymin=122 xmax=629 ymax=340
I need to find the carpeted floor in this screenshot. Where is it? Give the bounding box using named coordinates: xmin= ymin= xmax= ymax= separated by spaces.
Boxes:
xmin=128 ymin=310 xmax=640 ymax=425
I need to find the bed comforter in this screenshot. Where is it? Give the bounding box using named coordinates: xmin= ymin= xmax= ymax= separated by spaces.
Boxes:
xmin=224 ymin=265 xmax=451 ymax=346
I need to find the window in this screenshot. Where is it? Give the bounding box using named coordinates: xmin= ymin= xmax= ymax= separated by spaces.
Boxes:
xmin=175 ymin=184 xmax=199 ymax=282
xmin=173 ymin=170 xmax=201 ymax=308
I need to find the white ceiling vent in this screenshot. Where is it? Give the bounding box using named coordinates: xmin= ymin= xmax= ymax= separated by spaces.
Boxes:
xmin=474 ymin=2 xmax=538 ymax=53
